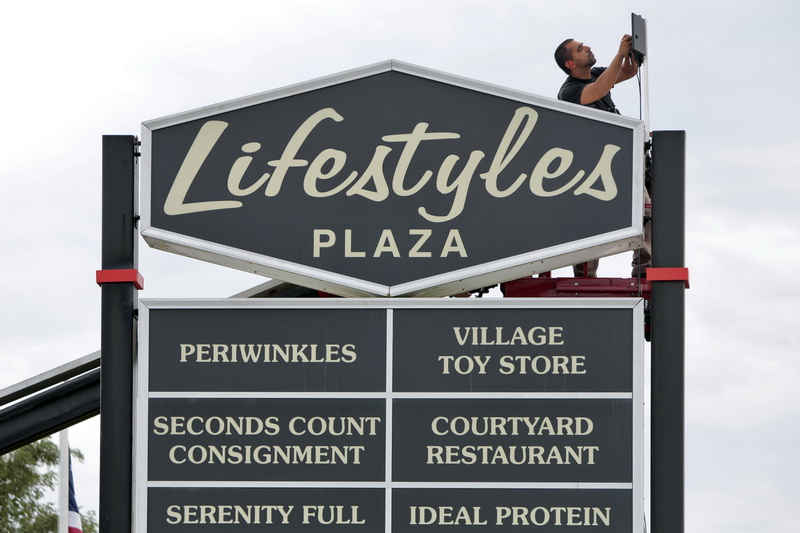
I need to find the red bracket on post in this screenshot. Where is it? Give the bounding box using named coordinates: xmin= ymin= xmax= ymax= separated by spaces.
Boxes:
xmin=646 ymin=267 xmax=690 ymax=288
xmin=96 ymin=269 xmax=144 ymax=290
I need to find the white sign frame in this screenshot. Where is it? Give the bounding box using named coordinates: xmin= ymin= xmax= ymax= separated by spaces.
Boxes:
xmin=134 ymin=298 xmax=645 ymax=533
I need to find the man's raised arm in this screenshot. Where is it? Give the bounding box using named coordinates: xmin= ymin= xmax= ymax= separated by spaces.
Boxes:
xmin=579 ymin=34 xmax=635 ymax=105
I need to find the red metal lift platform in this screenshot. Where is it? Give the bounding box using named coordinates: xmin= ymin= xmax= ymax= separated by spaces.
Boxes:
xmin=501 ymin=275 xmax=651 ymax=299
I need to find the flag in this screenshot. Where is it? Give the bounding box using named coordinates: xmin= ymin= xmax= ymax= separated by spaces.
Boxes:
xmin=68 ymin=455 xmax=83 ymax=533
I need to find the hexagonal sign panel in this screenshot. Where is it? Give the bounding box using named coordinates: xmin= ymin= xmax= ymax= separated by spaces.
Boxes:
xmin=141 ymin=60 xmax=645 ymax=296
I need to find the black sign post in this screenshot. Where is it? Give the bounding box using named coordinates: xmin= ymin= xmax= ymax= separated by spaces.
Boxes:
xmin=135 ymin=299 xmax=644 ymax=533
xmin=650 ymin=131 xmax=687 ymax=533
xmin=99 ymin=135 xmax=138 ymax=533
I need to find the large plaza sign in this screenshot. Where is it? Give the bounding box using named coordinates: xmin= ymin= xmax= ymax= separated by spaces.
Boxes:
xmin=141 ymin=61 xmax=646 ymax=296
xmin=136 ymin=298 xmax=644 ymax=533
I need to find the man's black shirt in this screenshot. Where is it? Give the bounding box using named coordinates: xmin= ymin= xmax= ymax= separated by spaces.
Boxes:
xmin=558 ymin=66 xmax=619 ymax=114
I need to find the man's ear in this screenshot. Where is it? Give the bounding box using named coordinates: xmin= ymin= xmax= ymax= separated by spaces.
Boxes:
xmin=565 ymin=60 xmax=574 ymax=70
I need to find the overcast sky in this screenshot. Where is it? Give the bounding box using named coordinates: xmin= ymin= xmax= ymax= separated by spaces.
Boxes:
xmin=2 ymin=1 xmax=799 ymax=532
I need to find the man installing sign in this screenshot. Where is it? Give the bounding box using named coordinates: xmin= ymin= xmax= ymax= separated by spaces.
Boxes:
xmin=554 ymin=34 xmax=651 ymax=278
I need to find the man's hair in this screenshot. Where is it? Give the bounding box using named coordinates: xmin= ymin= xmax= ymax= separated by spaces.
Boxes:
xmin=554 ymin=38 xmax=574 ymax=75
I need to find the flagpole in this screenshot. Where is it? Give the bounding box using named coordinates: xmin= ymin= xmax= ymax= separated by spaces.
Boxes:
xmin=59 ymin=430 xmax=69 ymax=533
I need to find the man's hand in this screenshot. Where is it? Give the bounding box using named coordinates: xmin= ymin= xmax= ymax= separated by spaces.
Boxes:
xmin=617 ymin=34 xmax=633 ymax=58
xmin=618 ymin=48 xmax=639 ymax=82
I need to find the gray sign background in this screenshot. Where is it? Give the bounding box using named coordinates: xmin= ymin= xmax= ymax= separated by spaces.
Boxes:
xmin=148 ymin=487 xmax=384 ymax=532
xmin=147 ymin=307 xmax=386 ymax=392
xmin=393 ymin=308 xmax=633 ymax=392
xmin=392 ymin=398 xmax=632 ymax=483
xmin=391 ymin=488 xmax=632 ymax=533
xmin=147 ymin=398 xmax=386 ymax=482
